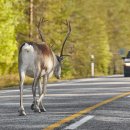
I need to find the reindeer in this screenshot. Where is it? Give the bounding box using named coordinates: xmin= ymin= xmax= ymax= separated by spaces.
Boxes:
xmin=18 ymin=19 xmax=71 ymax=116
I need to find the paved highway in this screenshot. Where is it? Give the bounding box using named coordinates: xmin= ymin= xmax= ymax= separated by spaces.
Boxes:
xmin=0 ymin=75 xmax=130 ymax=130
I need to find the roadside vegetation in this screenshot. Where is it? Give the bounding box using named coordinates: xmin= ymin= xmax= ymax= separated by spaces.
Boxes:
xmin=0 ymin=0 xmax=130 ymax=88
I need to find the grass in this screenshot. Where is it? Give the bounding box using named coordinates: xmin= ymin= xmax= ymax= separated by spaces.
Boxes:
xmin=0 ymin=74 xmax=59 ymax=90
xmin=0 ymin=74 xmax=32 ymax=89
xmin=0 ymin=74 xmax=93 ymax=90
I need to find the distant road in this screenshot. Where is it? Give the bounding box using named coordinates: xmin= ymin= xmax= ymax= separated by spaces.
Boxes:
xmin=0 ymin=75 xmax=130 ymax=130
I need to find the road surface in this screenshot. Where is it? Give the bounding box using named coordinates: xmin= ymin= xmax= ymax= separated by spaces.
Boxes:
xmin=0 ymin=75 xmax=130 ymax=130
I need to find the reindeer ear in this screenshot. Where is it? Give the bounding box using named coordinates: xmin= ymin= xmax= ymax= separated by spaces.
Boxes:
xmin=59 ymin=56 xmax=64 ymax=61
xmin=56 ymin=56 xmax=64 ymax=62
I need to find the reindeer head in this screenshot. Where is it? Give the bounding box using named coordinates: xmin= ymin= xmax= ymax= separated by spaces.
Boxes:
xmin=37 ymin=18 xmax=71 ymax=79
xmin=54 ymin=20 xmax=71 ymax=79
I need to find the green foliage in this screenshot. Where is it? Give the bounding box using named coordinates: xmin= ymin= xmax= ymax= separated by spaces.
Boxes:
xmin=1 ymin=0 xmax=130 ymax=80
xmin=0 ymin=0 xmax=28 ymax=75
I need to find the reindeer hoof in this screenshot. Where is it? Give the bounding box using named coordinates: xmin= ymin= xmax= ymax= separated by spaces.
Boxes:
xmin=19 ymin=110 xmax=26 ymax=116
xmin=40 ymin=107 xmax=46 ymax=112
xmin=34 ymin=105 xmax=41 ymax=113
xmin=40 ymin=108 xmax=46 ymax=112
xmin=31 ymin=103 xmax=34 ymax=110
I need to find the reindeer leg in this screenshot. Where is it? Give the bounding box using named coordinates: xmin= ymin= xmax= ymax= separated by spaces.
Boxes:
xmin=19 ymin=71 xmax=26 ymax=116
xmin=31 ymin=73 xmax=41 ymax=113
xmin=37 ymin=75 xmax=47 ymax=112
xmin=38 ymin=77 xmax=46 ymax=112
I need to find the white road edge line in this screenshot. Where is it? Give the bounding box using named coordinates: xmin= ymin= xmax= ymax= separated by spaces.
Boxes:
xmin=0 ymin=93 xmax=121 ymax=98
xmin=64 ymin=115 xmax=94 ymax=130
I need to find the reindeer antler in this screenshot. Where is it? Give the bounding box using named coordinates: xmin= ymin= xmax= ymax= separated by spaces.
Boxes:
xmin=37 ymin=17 xmax=47 ymax=42
xmin=60 ymin=20 xmax=71 ymax=57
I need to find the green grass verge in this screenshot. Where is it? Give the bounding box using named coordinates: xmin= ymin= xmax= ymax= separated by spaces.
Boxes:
xmin=0 ymin=74 xmax=31 ymax=89
xmin=0 ymin=74 xmax=94 ymax=90
xmin=0 ymin=74 xmax=60 ymax=90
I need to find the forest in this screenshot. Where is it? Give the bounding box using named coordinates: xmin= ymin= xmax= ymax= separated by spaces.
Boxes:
xmin=0 ymin=0 xmax=130 ymax=87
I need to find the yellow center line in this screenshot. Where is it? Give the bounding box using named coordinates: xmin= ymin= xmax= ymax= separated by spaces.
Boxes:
xmin=43 ymin=91 xmax=130 ymax=130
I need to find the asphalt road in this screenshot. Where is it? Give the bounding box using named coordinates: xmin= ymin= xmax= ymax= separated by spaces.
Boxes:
xmin=0 ymin=75 xmax=130 ymax=130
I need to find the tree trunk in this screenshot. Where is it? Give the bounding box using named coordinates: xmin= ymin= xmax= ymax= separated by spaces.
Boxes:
xmin=29 ymin=0 xmax=33 ymax=39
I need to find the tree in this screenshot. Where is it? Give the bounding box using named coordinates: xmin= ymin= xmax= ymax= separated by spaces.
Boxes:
xmin=1 ymin=0 xmax=130 ymax=79
xmin=0 ymin=0 xmax=28 ymax=75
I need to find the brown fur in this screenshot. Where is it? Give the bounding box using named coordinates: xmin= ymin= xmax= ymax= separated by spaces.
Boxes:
xmin=19 ymin=42 xmax=54 ymax=72
xmin=36 ymin=44 xmax=52 ymax=57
